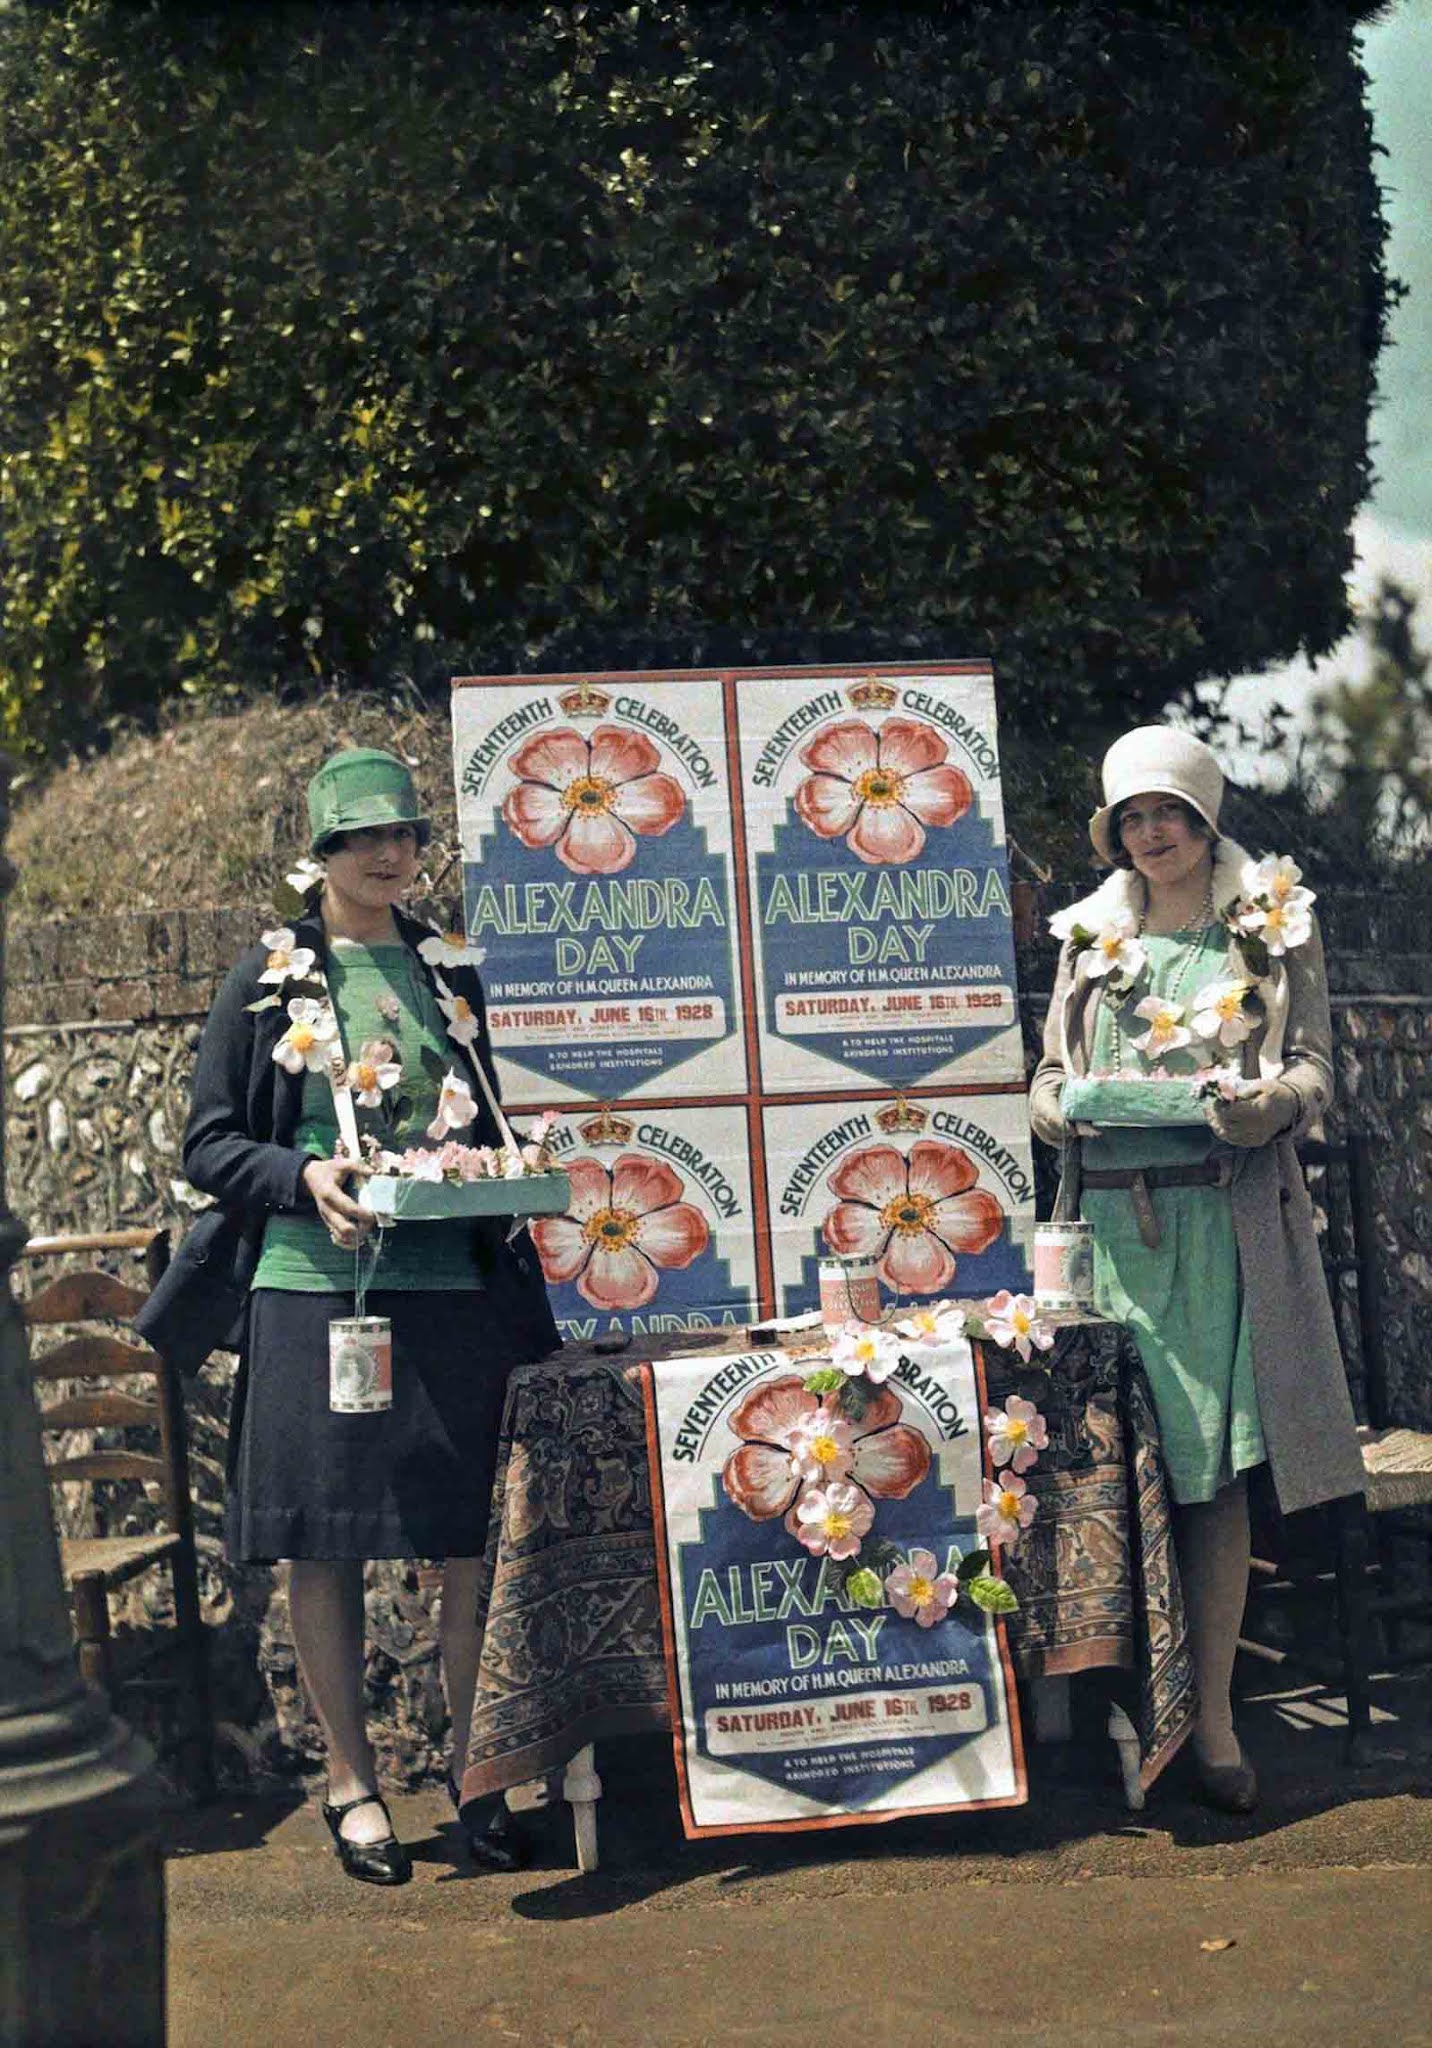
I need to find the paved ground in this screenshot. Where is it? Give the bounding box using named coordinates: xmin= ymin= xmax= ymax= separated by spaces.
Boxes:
xmin=165 ymin=1669 xmax=1432 ymax=2048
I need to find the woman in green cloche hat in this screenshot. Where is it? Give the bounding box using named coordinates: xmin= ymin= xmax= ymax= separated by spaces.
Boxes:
xmin=143 ymin=748 xmax=558 ymax=1885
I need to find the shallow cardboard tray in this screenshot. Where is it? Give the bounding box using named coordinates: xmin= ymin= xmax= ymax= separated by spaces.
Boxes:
xmin=1060 ymin=1076 xmax=1209 ymax=1128
xmin=358 ymin=1171 xmax=571 ymax=1222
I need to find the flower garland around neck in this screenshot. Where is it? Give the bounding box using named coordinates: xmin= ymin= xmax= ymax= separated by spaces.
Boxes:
xmin=1051 ymin=852 xmax=1316 ymax=1069
xmin=244 ymin=860 xmax=556 ymax=1182
xmin=721 ymin=1294 xmax=1058 ymax=1624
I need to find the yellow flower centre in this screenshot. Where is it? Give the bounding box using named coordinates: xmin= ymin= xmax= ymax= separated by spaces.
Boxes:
xmin=822 ymin=1510 xmax=853 ymax=1541
xmin=443 ymin=930 xmax=465 ymax=949
xmin=1152 ymin=1008 xmax=1179 ymax=1035
xmin=289 ymin=1023 xmax=316 ymax=1055
xmin=450 ymin=997 xmax=473 ymax=1022
xmin=354 ymin=1062 xmax=380 ymax=1092
xmin=266 ymin=948 xmax=290 ymax=971
xmin=999 ymin=1490 xmax=1020 ymax=1519
xmin=881 ymin=1190 xmax=936 ymax=1236
xmin=1011 ymin=1310 xmax=1032 ymax=1338
xmin=583 ymin=1206 xmax=640 ymax=1251
xmin=1215 ymin=989 xmax=1242 ymax=1020
xmin=1265 ymin=903 xmax=1286 ymax=933
xmin=562 ymin=774 xmax=616 ymax=815
xmin=908 ymin=1574 xmax=934 ymax=1605
xmin=1005 ymin=1417 xmax=1029 ymax=1444
xmin=1098 ymin=932 xmax=1123 ymax=960
xmin=853 ymin=767 xmax=904 ymax=808
xmin=1271 ymin=872 xmax=1293 ymax=902
xmin=810 ymin=1433 xmax=840 ymax=1467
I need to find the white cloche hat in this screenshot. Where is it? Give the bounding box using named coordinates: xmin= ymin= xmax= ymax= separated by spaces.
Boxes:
xmin=1088 ymin=726 xmax=1224 ymax=864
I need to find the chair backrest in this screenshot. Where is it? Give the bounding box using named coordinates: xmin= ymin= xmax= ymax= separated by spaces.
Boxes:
xmin=21 ymin=1229 xmax=191 ymax=1536
xmin=1297 ymin=1135 xmax=1388 ymax=1428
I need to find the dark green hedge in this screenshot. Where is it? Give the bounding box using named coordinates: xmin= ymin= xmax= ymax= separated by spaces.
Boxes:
xmin=0 ymin=1 xmax=1394 ymax=757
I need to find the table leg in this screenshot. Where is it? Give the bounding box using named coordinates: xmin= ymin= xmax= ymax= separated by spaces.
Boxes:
xmin=563 ymin=1743 xmax=602 ymax=1872
xmin=1107 ymin=1702 xmax=1145 ymax=1811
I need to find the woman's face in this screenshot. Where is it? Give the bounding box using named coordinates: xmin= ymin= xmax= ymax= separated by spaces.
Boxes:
xmin=1116 ymin=792 xmax=1211 ymax=889
xmin=322 ymin=824 xmax=421 ymax=909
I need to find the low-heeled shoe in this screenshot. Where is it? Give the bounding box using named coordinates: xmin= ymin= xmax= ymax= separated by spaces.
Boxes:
xmin=321 ymin=1792 xmax=413 ymax=1886
xmin=446 ymin=1771 xmax=530 ymax=1873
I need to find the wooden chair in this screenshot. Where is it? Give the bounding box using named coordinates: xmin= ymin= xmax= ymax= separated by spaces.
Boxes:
xmin=1241 ymin=1136 xmax=1432 ymax=1757
xmin=22 ymin=1227 xmax=216 ymax=1800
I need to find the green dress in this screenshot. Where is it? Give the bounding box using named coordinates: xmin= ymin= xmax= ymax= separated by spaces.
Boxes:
xmin=1077 ymin=926 xmax=1266 ymax=1505
xmin=253 ymin=938 xmax=489 ymax=1293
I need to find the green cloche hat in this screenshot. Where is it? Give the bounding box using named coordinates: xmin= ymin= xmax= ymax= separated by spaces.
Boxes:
xmin=306 ymin=749 xmax=432 ymax=856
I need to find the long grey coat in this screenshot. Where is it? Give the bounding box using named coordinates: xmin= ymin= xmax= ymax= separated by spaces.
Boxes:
xmin=1029 ymin=844 xmax=1364 ymax=1515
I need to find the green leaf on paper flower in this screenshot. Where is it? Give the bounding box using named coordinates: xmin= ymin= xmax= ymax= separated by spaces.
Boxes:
xmin=956 ymin=1548 xmax=991 ymax=1582
xmin=967 ymin=1575 xmax=1019 ymax=1613
xmin=245 ymin=994 xmax=281 ymax=1013
xmin=803 ymin=1368 xmax=845 ymax=1395
xmin=836 ymin=1377 xmax=871 ymax=1422
xmin=844 ymin=1566 xmax=884 ymax=1609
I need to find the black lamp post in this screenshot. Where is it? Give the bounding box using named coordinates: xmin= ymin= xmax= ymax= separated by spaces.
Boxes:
xmin=0 ymin=758 xmax=166 ymax=2046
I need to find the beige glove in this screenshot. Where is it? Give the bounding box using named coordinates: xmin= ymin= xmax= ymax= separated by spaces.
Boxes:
xmin=1028 ymin=1074 xmax=1070 ymax=1149
xmin=1204 ymin=1079 xmax=1298 ymax=1149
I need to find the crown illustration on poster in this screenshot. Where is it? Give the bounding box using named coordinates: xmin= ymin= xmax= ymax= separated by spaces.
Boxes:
xmin=558 ymin=680 xmax=613 ymax=717
xmin=875 ymin=1094 xmax=928 ymax=1134
xmin=578 ymin=1104 xmax=635 ymax=1146
xmin=846 ymin=675 xmax=900 ymax=710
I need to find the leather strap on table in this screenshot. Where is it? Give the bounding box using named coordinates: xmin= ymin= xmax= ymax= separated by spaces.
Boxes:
xmin=1080 ymin=1155 xmax=1233 ymax=1251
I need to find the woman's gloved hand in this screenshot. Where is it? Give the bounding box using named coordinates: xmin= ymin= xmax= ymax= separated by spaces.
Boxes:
xmin=1027 ymin=1078 xmax=1070 ymax=1149
xmin=1204 ymin=1079 xmax=1298 ymax=1149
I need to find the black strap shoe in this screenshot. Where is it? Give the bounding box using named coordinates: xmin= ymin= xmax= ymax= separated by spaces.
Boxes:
xmin=446 ymin=1771 xmax=529 ymax=1874
xmin=321 ymin=1792 xmax=413 ymax=1887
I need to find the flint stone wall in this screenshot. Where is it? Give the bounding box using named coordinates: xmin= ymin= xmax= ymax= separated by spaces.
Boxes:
xmin=8 ymin=898 xmax=1432 ymax=1791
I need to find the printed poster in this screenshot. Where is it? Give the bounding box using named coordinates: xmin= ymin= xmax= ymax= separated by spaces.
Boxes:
xmin=763 ymin=1093 xmax=1035 ymax=1320
xmin=525 ymin=1102 xmax=759 ymax=1344
xmin=645 ymin=1342 xmax=1026 ymax=1834
xmin=736 ymin=669 xmax=1024 ymax=1094
xmin=452 ymin=676 xmax=744 ymax=1103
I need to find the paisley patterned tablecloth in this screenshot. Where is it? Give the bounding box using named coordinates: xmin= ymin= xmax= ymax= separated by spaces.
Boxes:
xmin=460 ymin=1319 xmax=1196 ymax=1803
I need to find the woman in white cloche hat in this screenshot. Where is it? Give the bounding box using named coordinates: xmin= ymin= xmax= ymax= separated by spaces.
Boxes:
xmin=1029 ymin=726 xmax=1363 ymax=1813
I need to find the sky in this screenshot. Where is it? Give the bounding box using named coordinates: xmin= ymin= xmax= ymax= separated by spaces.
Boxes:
xmin=1199 ymin=0 xmax=1432 ymax=772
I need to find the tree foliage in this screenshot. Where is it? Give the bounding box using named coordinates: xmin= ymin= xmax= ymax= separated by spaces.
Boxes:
xmin=0 ymin=0 xmax=1395 ymax=759
xmin=1311 ymin=579 xmax=1432 ymax=859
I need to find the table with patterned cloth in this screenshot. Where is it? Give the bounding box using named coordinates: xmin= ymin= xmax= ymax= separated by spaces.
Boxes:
xmin=459 ymin=1316 xmax=1197 ymax=1838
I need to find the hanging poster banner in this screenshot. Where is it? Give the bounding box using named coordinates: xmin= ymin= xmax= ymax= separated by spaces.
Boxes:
xmin=735 ymin=667 xmax=1023 ymax=1094
xmin=525 ymin=1102 xmax=759 ymax=1344
xmin=763 ymin=1092 xmax=1035 ymax=1320
xmin=452 ymin=676 xmax=744 ymax=1103
xmin=645 ymin=1340 xmax=1026 ymax=1835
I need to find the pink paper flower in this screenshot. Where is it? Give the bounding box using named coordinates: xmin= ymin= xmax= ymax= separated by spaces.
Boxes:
xmin=976 ymin=1472 xmax=1038 ymax=1550
xmin=346 ymin=1039 xmax=401 ymax=1108
xmin=829 ymin=1321 xmax=902 ymax=1384
xmin=895 ymin=1302 xmax=969 ymax=1347
xmin=786 ymin=1410 xmax=855 ymax=1485
xmin=983 ymin=1394 xmax=1049 ymax=1473
xmin=1129 ymin=995 xmax=1192 ymax=1059
xmin=983 ymin=1290 xmax=1055 ymax=1366
xmin=502 ymin=725 xmax=686 ymax=875
xmin=529 ymin=1152 xmax=708 ymax=1310
xmin=792 ymin=716 xmax=972 ymax=866
xmin=271 ymin=996 xmax=339 ymax=1075
xmin=722 ymin=1378 xmax=930 ymax=1522
xmin=824 ymin=1140 xmax=1004 ymax=1296
xmin=258 ymin=926 xmax=318 ymax=988
xmin=885 ymin=1548 xmax=959 ymax=1628
xmin=436 ymin=988 xmax=482 ymax=1047
xmin=791 ymin=1481 xmax=874 ymax=1560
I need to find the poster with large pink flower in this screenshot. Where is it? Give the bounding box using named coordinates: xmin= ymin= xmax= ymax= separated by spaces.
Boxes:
xmin=735 ymin=668 xmax=1024 ymax=1094
xmin=764 ymin=1093 xmax=1036 ymax=1319
xmin=645 ymin=1341 xmax=1025 ymax=1833
xmin=451 ymin=676 xmax=744 ymax=1102
xmin=527 ymin=1103 xmax=759 ymax=1343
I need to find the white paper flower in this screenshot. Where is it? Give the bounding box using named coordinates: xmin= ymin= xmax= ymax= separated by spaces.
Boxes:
xmin=1238 ymin=895 xmax=1313 ymax=957
xmin=1191 ymin=976 xmax=1255 ymax=1049
xmin=895 ymin=1302 xmax=968 ymax=1347
xmin=418 ymin=930 xmax=488 ymax=969
xmin=285 ymin=857 xmax=326 ymax=896
xmin=426 ymin=1071 xmax=478 ymax=1139
xmin=257 ymin=927 xmax=318 ymax=988
xmin=1129 ymin=994 xmax=1193 ymax=1058
xmin=345 ymin=1039 xmax=402 ymax=1108
xmin=272 ymin=996 xmax=339 ymax=1074
xmin=500 ymin=1145 xmax=527 ymax=1180
xmin=1241 ymin=854 xmax=1314 ymax=912
xmin=437 ymin=989 xmax=482 ymax=1047
xmin=1084 ymin=911 xmax=1147 ymax=984
xmin=829 ymin=1321 xmax=902 ymax=1385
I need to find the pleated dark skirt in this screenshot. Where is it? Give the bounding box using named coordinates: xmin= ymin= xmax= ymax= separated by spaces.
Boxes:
xmin=225 ymin=1287 xmax=526 ymax=1564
